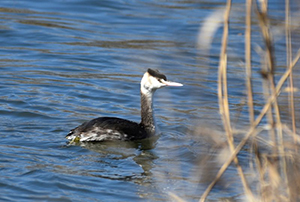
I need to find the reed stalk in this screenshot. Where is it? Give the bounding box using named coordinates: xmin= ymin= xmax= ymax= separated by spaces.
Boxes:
xmin=285 ymin=0 xmax=297 ymax=150
xmin=197 ymin=0 xmax=300 ymax=201
xmin=201 ymin=0 xmax=254 ymax=201
xmin=200 ymin=45 xmax=300 ymax=201
xmin=257 ymin=0 xmax=291 ymax=199
xmin=245 ymin=0 xmax=254 ymax=124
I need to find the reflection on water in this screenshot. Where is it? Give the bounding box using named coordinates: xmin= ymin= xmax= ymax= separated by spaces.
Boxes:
xmin=0 ymin=0 xmax=299 ymax=201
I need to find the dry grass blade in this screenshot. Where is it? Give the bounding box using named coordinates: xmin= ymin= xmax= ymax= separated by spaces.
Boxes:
xmin=285 ymin=0 xmax=297 ymax=150
xmin=245 ymin=0 xmax=254 ymax=124
xmin=196 ymin=0 xmax=300 ymax=201
xmin=168 ymin=192 xmax=186 ymax=202
xmin=257 ymin=0 xmax=291 ymax=199
xmin=199 ymin=49 xmax=300 ymax=202
xmin=256 ymin=0 xmax=278 ymax=153
xmin=197 ymin=8 xmax=225 ymax=51
xmin=200 ymin=0 xmax=254 ymax=200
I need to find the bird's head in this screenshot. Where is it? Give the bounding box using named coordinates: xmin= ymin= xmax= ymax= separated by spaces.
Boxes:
xmin=140 ymin=69 xmax=183 ymax=95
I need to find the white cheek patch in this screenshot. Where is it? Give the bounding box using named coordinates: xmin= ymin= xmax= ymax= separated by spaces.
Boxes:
xmin=149 ymin=76 xmax=166 ymax=89
xmin=140 ymin=72 xmax=171 ymax=95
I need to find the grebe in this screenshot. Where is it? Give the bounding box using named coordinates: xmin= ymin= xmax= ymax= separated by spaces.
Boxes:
xmin=66 ymin=69 xmax=183 ymax=142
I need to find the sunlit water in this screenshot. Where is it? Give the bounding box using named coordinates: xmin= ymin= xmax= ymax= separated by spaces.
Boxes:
xmin=1 ymin=0 xmax=299 ymax=201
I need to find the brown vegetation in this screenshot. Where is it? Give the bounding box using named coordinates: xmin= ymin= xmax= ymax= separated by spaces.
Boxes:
xmin=195 ymin=0 xmax=300 ymax=201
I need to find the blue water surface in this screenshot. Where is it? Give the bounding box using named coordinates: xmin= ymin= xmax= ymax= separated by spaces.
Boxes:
xmin=1 ymin=0 xmax=299 ymax=201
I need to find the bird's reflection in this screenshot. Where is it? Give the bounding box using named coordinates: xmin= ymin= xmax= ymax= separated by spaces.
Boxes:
xmin=66 ymin=135 xmax=159 ymax=176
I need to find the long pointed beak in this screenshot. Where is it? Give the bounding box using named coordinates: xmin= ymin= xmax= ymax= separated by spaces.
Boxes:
xmin=161 ymin=80 xmax=183 ymax=87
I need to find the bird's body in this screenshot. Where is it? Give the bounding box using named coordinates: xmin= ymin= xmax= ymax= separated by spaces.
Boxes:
xmin=67 ymin=117 xmax=149 ymax=141
xmin=66 ymin=69 xmax=182 ymax=142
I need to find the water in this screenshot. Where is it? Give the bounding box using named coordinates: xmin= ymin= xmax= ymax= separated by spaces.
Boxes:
xmin=1 ymin=0 xmax=299 ymax=201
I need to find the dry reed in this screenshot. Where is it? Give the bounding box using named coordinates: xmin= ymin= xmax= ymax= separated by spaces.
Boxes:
xmin=197 ymin=0 xmax=300 ymax=201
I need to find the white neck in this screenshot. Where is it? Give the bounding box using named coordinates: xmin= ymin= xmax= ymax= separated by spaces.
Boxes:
xmin=140 ymin=77 xmax=156 ymax=134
